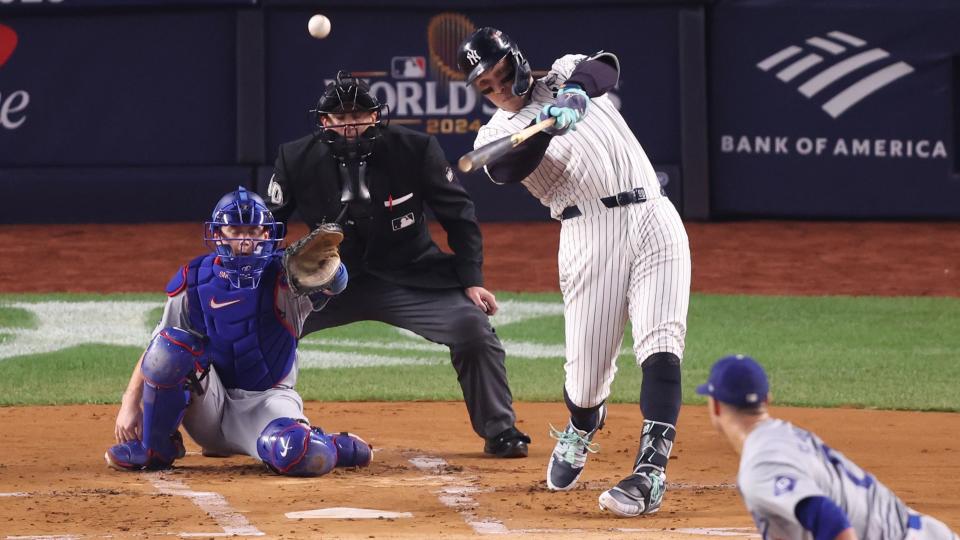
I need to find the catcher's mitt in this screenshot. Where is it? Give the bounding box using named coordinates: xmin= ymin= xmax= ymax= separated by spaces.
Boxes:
xmin=282 ymin=223 xmax=344 ymax=297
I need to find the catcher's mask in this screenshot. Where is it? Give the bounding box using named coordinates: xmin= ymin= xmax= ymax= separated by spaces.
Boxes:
xmin=204 ymin=186 xmax=286 ymax=289
xmin=311 ymin=70 xmax=389 ymax=161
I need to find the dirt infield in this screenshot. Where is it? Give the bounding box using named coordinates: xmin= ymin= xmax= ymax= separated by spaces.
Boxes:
xmin=3 ymin=221 xmax=959 ymax=295
xmin=2 ymin=403 xmax=958 ymax=539
xmin=1 ymin=222 xmax=959 ymax=538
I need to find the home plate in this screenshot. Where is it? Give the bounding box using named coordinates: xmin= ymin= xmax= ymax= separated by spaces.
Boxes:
xmin=285 ymin=507 xmax=413 ymax=519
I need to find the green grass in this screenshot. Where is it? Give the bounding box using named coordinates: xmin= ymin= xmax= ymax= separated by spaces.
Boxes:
xmin=0 ymin=345 xmax=140 ymax=405
xmin=0 ymin=293 xmax=958 ymax=410
xmin=0 ymin=306 xmax=37 ymax=329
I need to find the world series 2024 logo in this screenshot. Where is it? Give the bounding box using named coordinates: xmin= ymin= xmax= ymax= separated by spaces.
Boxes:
xmin=325 ymin=13 xmax=493 ymax=137
xmin=329 ymin=13 xmax=622 ymax=137
xmin=0 ymin=22 xmax=30 ymax=130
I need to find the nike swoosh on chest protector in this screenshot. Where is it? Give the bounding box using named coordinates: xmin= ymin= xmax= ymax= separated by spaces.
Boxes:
xmin=209 ymin=297 xmax=243 ymax=309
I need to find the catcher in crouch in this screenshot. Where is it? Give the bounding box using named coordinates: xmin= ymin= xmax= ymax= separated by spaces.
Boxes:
xmin=105 ymin=186 xmax=371 ymax=476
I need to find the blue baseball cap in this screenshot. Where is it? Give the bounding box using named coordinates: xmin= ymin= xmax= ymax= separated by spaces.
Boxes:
xmin=696 ymin=354 xmax=769 ymax=407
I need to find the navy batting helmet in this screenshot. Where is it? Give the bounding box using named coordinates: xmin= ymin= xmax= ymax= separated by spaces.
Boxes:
xmin=457 ymin=27 xmax=531 ymax=97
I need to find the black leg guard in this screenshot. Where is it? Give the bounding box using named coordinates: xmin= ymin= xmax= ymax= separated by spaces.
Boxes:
xmin=564 ymin=387 xmax=604 ymax=432
xmin=634 ymin=420 xmax=676 ymax=474
xmin=596 ymin=353 xmax=680 ymax=517
xmin=640 ymin=352 xmax=682 ymax=426
xmin=597 ymin=419 xmax=675 ymax=517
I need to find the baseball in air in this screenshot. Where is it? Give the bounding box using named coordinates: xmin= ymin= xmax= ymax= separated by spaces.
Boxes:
xmin=308 ymin=15 xmax=331 ymax=39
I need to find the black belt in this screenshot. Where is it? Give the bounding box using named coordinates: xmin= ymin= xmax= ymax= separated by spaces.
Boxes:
xmin=561 ymin=187 xmax=648 ymax=220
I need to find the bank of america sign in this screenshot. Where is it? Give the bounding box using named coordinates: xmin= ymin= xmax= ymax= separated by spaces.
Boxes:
xmin=757 ymin=31 xmax=914 ymax=119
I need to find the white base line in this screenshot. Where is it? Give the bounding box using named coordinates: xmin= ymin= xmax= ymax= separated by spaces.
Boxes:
xmin=408 ymin=457 xmax=753 ymax=538
xmin=409 ymin=456 xmax=508 ymax=535
xmin=148 ymin=473 xmax=265 ymax=537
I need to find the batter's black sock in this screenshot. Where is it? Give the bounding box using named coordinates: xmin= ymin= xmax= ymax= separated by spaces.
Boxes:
xmin=564 ymin=388 xmax=603 ymax=432
xmin=639 ymin=352 xmax=682 ymax=426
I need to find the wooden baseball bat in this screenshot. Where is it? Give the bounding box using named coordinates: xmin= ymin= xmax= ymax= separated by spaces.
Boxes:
xmin=458 ymin=117 xmax=557 ymax=173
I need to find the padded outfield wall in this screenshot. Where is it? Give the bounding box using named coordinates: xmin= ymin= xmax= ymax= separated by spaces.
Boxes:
xmin=1 ymin=0 xmax=956 ymax=222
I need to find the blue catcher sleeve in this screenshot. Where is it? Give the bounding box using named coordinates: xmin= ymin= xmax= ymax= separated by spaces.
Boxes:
xmin=307 ymin=263 xmax=348 ymax=311
xmin=795 ymin=496 xmax=852 ymax=540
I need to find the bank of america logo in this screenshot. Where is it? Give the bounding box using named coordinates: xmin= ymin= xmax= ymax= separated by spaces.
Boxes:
xmin=757 ymin=31 xmax=914 ymax=119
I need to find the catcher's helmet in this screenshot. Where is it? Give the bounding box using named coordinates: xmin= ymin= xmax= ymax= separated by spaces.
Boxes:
xmin=311 ymin=71 xmax=387 ymax=160
xmin=204 ymin=186 xmax=285 ymax=288
xmin=457 ymin=27 xmax=531 ymax=97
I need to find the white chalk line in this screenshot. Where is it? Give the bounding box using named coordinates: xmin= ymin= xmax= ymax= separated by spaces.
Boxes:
xmin=0 ymin=298 xmax=570 ymax=364
xmin=409 ymin=455 xmax=508 ymax=534
xmin=408 ymin=456 xmax=754 ymax=537
xmin=286 ymin=507 xmax=413 ymax=519
xmin=148 ymin=473 xmax=265 ymax=537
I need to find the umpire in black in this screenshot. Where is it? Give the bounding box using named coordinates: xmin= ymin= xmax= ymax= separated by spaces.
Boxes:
xmin=266 ymin=71 xmax=530 ymax=458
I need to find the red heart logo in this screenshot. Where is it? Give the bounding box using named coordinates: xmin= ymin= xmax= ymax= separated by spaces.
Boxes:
xmin=0 ymin=24 xmax=18 ymax=68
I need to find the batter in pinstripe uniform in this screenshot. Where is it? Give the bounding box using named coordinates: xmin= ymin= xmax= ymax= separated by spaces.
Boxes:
xmin=458 ymin=27 xmax=691 ymax=517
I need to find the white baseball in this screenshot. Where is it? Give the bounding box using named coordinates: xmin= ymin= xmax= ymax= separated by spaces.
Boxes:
xmin=308 ymin=14 xmax=331 ymax=39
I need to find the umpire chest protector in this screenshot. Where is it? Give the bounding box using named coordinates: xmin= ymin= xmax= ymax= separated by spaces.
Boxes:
xmin=177 ymin=254 xmax=297 ymax=391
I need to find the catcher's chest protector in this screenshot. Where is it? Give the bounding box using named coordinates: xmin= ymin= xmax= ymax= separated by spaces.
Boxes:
xmin=186 ymin=255 xmax=297 ymax=391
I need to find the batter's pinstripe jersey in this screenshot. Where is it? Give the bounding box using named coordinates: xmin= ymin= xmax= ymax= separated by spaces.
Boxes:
xmin=476 ymin=54 xmax=663 ymax=220
xmin=474 ymin=53 xmax=691 ymax=408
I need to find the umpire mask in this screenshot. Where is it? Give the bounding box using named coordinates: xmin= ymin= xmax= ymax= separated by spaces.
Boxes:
xmin=311 ymin=71 xmax=387 ymax=162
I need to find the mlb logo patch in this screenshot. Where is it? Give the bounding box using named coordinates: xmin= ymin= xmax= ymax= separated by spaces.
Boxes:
xmin=391 ymin=56 xmax=426 ymax=79
xmin=392 ymin=212 xmax=415 ymax=231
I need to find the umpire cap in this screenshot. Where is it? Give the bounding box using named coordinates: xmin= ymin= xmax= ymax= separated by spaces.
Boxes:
xmin=457 ymin=27 xmax=532 ymax=97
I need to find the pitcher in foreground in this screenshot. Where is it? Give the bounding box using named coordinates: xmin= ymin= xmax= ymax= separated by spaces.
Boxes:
xmin=699 ymin=354 xmax=958 ymax=540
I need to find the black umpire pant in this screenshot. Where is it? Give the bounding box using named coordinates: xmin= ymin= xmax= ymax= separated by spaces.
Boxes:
xmin=301 ymin=272 xmax=517 ymax=440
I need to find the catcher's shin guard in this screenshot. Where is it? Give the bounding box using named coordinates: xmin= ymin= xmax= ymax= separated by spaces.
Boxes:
xmin=599 ymin=420 xmax=676 ymax=517
xmin=140 ymin=327 xmax=205 ymax=463
xmin=257 ymin=418 xmax=338 ymax=477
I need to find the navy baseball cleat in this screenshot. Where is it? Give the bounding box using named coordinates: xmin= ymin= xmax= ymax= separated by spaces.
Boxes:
xmin=546 ymin=405 xmax=605 ymax=490
xmin=105 ymin=432 xmax=186 ymax=471
xmin=598 ymin=468 xmax=666 ymax=517
xmin=484 ymin=426 xmax=531 ymax=458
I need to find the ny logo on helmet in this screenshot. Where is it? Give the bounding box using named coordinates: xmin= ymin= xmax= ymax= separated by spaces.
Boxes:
xmin=466 ymin=49 xmax=481 ymax=66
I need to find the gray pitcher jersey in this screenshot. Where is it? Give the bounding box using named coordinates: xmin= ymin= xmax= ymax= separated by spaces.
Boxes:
xmin=154 ymin=287 xmax=313 ymax=389
xmin=740 ymin=419 xmax=910 ymax=540
xmin=474 ymin=54 xmax=662 ymax=220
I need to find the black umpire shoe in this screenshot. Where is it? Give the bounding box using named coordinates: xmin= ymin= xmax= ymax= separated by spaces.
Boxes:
xmin=484 ymin=427 xmax=531 ymax=458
